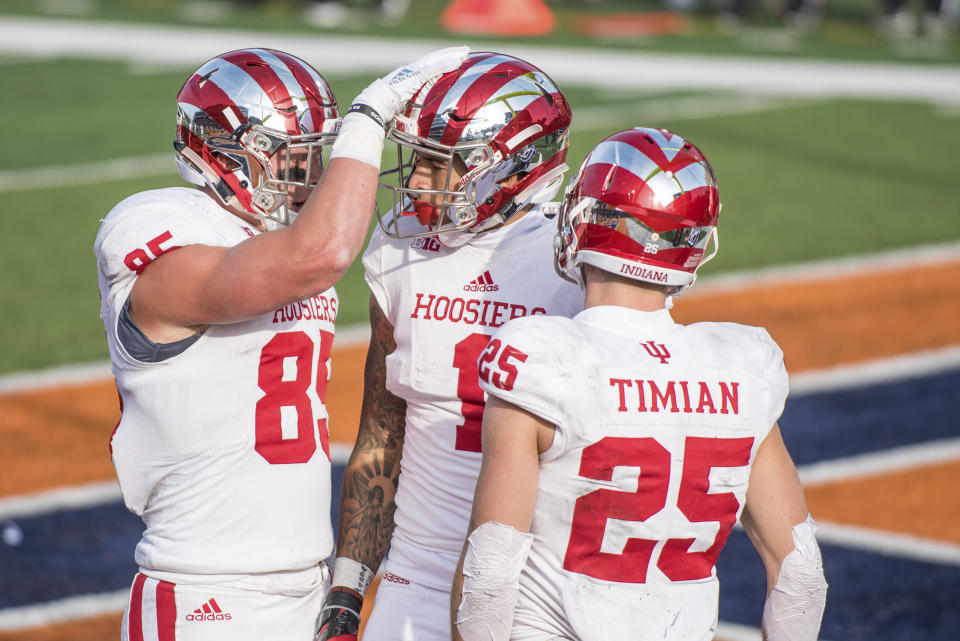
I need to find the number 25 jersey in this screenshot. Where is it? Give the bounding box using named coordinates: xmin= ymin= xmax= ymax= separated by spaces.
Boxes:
xmin=362 ymin=207 xmax=584 ymax=589
xmin=479 ymin=305 xmax=789 ymax=641
xmin=95 ymin=187 xmax=336 ymax=578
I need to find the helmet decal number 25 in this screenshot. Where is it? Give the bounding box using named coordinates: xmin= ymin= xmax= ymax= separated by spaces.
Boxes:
xmin=254 ymin=330 xmax=333 ymax=464
xmin=564 ymin=435 xmax=754 ymax=583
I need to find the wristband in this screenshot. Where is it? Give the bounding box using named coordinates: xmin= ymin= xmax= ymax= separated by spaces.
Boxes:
xmin=329 ymin=112 xmax=386 ymax=169
xmin=331 ymin=556 xmax=375 ymax=597
xmin=346 ymin=103 xmax=386 ymax=130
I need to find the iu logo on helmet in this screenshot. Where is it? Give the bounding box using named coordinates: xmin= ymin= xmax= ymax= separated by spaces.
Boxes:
xmin=642 ymin=341 xmax=671 ymax=364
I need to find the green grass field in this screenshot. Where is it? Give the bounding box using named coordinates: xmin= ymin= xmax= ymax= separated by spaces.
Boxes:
xmin=1 ymin=4 xmax=958 ymax=374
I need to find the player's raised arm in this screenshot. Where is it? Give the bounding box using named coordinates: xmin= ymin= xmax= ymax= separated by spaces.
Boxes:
xmin=127 ymin=46 xmax=469 ymax=339
xmin=740 ymin=424 xmax=827 ymax=641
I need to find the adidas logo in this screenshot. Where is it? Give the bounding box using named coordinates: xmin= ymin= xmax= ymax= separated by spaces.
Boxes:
xmin=185 ymin=597 xmax=232 ymax=622
xmin=463 ymin=270 xmax=499 ymax=292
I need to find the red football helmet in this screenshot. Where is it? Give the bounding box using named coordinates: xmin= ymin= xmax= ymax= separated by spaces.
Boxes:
xmin=555 ymin=127 xmax=720 ymax=292
xmin=174 ymin=48 xmax=340 ymax=229
xmin=378 ymin=51 xmax=572 ymax=243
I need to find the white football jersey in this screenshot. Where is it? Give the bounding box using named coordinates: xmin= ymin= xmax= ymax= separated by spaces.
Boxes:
xmin=362 ymin=207 xmax=584 ymax=590
xmin=95 ymin=187 xmax=337 ymax=578
xmin=478 ymin=306 xmax=789 ymax=641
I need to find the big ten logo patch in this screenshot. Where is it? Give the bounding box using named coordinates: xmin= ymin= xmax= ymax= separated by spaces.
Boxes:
xmin=412 ymin=237 xmax=442 ymax=252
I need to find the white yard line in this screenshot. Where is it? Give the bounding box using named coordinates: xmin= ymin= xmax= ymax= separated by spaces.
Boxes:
xmin=0 ymin=590 xmax=129 ymax=632
xmin=1 ymin=16 xmax=959 ymax=104
xmin=0 ymin=591 xmax=808 ymax=638
xmin=0 ymin=361 xmax=114 ymax=394
xmin=0 ymin=480 xmax=121 ymax=521
xmin=814 ymin=521 xmax=960 ymax=566
xmin=788 ymin=344 xmax=960 ymax=396
xmin=798 ymin=437 xmax=960 ymax=485
xmin=0 ymin=444 xmax=351 ymax=522
xmin=0 ymin=153 xmax=173 ymax=193
xmin=690 ymin=239 xmax=960 ymax=294
xmin=570 ymin=95 xmax=812 ymax=131
xmin=0 ymin=93 xmax=815 ymax=193
xmin=0 ymin=324 xmax=371 ymax=394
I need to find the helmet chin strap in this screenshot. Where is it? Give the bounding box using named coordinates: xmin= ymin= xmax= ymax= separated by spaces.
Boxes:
xmin=513 ymin=163 xmax=568 ymax=206
xmin=679 ymin=227 xmax=719 ymax=294
xmin=174 ymin=154 xmax=205 ymax=186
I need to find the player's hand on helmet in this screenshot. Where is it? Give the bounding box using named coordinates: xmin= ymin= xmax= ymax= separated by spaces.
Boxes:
xmin=382 ymin=46 xmax=470 ymax=105
xmin=349 ymin=46 xmax=470 ymax=128
xmin=314 ymin=586 xmax=363 ymax=641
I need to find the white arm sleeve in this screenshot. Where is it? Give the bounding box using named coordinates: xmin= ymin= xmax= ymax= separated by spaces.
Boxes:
xmin=762 ymin=515 xmax=828 ymax=641
xmin=456 ymin=522 xmax=533 ymax=641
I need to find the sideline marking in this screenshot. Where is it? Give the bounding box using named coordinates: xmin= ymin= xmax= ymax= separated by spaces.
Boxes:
xmin=0 ymin=153 xmax=173 ymax=193
xmin=0 ymin=93 xmax=807 ymax=194
xmin=815 ymin=520 xmax=960 ymax=567
xmin=565 ymin=94 xmax=810 ymax=131
xmin=0 ymin=592 xmax=792 ymax=638
xmin=798 ymin=437 xmax=960 ymax=485
xmin=789 ymin=344 xmax=960 ymax=396
xmin=0 ymin=592 xmax=781 ymax=638
xmin=690 ymin=239 xmax=960 ymax=294
xmin=0 ymin=325 xmax=372 ymax=394
xmin=1 ymin=17 xmax=960 ymax=104
xmin=0 ymin=444 xmax=352 ymax=521
xmin=0 ymin=480 xmax=120 ymax=521
xmin=0 ymin=591 xmax=128 ymax=632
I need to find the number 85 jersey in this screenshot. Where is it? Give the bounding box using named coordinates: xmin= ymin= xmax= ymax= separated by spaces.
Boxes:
xmin=95 ymin=188 xmax=337 ymax=578
xmin=478 ymin=305 xmax=789 ymax=641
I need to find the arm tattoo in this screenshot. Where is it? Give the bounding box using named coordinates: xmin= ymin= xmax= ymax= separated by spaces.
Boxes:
xmin=336 ymin=295 xmax=407 ymax=571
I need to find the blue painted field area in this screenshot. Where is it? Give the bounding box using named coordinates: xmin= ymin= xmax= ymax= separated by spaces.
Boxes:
xmin=2 ymin=368 xmax=958 ymax=639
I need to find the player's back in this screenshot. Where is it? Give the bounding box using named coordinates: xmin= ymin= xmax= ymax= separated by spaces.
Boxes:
xmin=480 ymin=306 xmax=787 ymax=640
xmin=95 ymin=187 xmax=337 ymax=579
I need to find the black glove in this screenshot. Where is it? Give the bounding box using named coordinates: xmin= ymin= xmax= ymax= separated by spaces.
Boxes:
xmin=314 ymin=586 xmax=363 ymax=641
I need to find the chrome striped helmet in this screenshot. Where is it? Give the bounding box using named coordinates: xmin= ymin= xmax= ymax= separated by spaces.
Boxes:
xmin=555 ymin=127 xmax=720 ymax=292
xmin=174 ymin=48 xmax=340 ymax=229
xmin=378 ymin=51 xmax=572 ymax=242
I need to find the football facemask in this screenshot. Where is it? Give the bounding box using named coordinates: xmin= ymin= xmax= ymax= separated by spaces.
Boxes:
xmin=174 ymin=48 xmax=340 ymax=230
xmin=376 ymin=52 xmax=572 ymax=242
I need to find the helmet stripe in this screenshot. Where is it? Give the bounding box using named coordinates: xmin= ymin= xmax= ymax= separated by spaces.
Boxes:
xmin=253 ymin=48 xmax=336 ymax=135
xmin=248 ymin=48 xmax=315 ymax=133
xmin=495 ymin=91 xmax=571 ymax=149
xmin=273 ymin=51 xmax=338 ymax=133
xmin=633 ymin=127 xmax=687 ymax=162
xmin=422 ymin=55 xmax=523 ymax=143
xmin=177 ymin=63 xmax=247 ymax=134
xmin=440 ymin=63 xmax=551 ymax=146
xmin=220 ymin=49 xmax=299 ymax=135
xmin=416 ymin=52 xmax=502 ymax=127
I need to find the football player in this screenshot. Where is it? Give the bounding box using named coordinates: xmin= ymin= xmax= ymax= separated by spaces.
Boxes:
xmin=314 ymin=52 xmax=584 ymax=641
xmin=452 ymin=128 xmax=828 ymax=641
xmin=94 ymin=46 xmax=467 ymax=641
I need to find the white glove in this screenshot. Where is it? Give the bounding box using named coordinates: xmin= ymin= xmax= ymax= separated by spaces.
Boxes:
xmin=331 ymin=46 xmax=469 ymax=168
xmin=348 ymin=45 xmax=470 ymax=127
